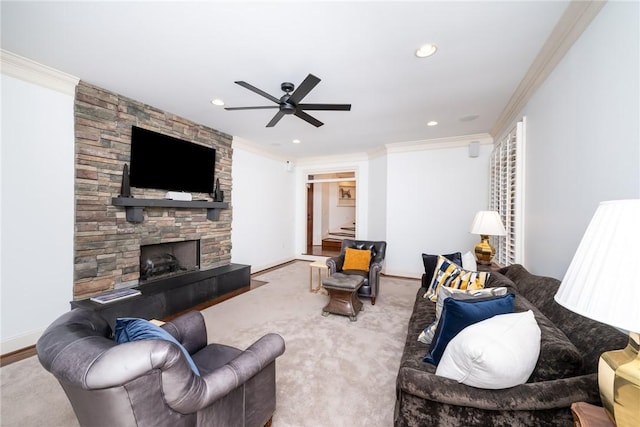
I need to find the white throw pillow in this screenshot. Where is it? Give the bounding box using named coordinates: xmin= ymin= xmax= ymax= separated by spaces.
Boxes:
xmin=435 ymin=310 xmax=541 ymax=389
xmin=461 ymin=251 xmax=477 ymax=271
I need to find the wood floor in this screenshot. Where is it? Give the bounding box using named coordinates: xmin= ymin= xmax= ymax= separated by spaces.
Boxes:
xmin=305 ymin=245 xmax=340 ymax=257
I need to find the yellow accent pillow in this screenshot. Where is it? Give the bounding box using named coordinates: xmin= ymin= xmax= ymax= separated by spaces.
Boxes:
xmin=423 ymin=256 xmax=490 ymax=301
xmin=424 ymin=255 xmax=462 ymax=301
xmin=453 ymin=269 xmax=490 ymax=291
xmin=343 ymin=247 xmax=372 ymax=272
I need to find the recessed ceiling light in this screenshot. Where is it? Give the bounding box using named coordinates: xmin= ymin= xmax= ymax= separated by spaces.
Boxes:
xmin=292 ymin=139 xmax=301 ymax=144
xmin=211 ymin=98 xmax=225 ymax=106
xmin=427 ymin=120 xmax=438 ymax=127
xmin=416 ymin=43 xmax=438 ymax=58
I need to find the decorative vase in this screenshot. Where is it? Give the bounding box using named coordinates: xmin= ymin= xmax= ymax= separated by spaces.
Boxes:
xmin=119 ymin=164 xmax=132 ymax=198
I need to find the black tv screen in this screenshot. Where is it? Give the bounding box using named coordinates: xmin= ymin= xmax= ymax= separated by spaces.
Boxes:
xmin=129 ymin=126 xmax=216 ymax=194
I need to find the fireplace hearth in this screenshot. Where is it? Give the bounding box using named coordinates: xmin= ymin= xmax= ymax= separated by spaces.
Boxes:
xmin=140 ymin=240 xmax=200 ymax=282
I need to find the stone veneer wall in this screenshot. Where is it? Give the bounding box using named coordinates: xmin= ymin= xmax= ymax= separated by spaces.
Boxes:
xmin=74 ymin=81 xmax=232 ymax=300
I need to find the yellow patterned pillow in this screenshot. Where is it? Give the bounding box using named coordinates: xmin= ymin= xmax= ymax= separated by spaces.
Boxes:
xmin=343 ymin=247 xmax=372 ymax=272
xmin=453 ymin=269 xmax=490 ymax=291
xmin=423 ymin=256 xmax=491 ymax=302
xmin=424 ymin=256 xmax=462 ymax=301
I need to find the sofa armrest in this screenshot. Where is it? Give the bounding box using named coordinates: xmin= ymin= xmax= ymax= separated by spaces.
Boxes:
xmin=369 ymin=261 xmax=383 ymax=283
xmin=421 ymin=273 xmax=430 ymax=288
xmin=397 ymin=367 xmax=601 ymax=411
xmin=85 ymin=339 xmax=192 ymax=389
xmin=327 ymin=255 xmax=345 ymax=274
xmin=161 ymin=311 xmax=207 ymax=354
xmin=166 ymin=333 xmax=286 ymax=414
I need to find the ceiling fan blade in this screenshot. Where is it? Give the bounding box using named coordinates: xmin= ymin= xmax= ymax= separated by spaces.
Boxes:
xmin=294 ymin=110 xmax=324 ymax=127
xmin=298 ymin=103 xmax=351 ymax=111
xmin=235 ymin=81 xmax=280 ymax=104
xmin=224 ymin=106 xmax=279 ymax=111
xmin=288 ymin=74 xmax=321 ymax=105
xmin=266 ymin=111 xmax=286 ymax=127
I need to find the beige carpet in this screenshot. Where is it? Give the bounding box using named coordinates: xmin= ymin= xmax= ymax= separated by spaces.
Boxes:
xmin=1 ymin=261 xmax=419 ymax=426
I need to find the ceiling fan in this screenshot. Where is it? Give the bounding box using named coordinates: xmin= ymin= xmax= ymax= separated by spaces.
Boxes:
xmin=224 ymin=74 xmax=351 ymax=128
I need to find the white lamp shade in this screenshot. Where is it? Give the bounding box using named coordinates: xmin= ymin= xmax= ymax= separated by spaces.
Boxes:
xmin=555 ymin=199 xmax=640 ymax=332
xmin=470 ymin=211 xmax=507 ymax=236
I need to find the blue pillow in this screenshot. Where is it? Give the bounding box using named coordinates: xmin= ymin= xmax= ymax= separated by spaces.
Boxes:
xmin=114 ymin=318 xmax=200 ymax=376
xmin=423 ymin=293 xmax=515 ymax=365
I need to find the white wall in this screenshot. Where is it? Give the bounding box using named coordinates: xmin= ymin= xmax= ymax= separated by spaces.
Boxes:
xmin=327 ymin=182 xmax=356 ymax=232
xmin=230 ymin=143 xmax=297 ymax=272
xmin=520 ymin=1 xmax=640 ymax=278
xmin=312 ymin=183 xmax=324 ymax=245
xmin=1 ymin=72 xmax=76 ymax=352
xmin=367 ymin=152 xmax=387 ymax=241
xmin=384 ymin=139 xmax=493 ymax=278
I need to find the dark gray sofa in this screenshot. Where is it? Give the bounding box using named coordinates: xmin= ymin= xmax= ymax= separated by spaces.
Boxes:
xmin=394 ymin=264 xmax=627 ymax=426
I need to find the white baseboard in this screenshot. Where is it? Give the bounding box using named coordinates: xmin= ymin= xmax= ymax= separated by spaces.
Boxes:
xmin=250 ymin=257 xmax=297 ymax=275
xmin=381 ymin=269 xmax=422 ymax=280
xmin=295 ymin=254 xmax=329 ymax=262
xmin=1 ymin=329 xmax=43 ymax=355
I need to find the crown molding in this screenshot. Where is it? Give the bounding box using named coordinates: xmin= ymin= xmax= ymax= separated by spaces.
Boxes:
xmin=295 ymin=151 xmax=369 ymax=167
xmin=385 ymin=133 xmax=493 ymax=154
xmin=232 ymin=137 xmax=289 ymax=162
xmin=366 ymin=145 xmax=388 ymax=160
xmin=232 ymin=137 xmax=370 ymax=165
xmin=491 ymin=0 xmax=607 ymax=139
xmin=1 ymin=49 xmax=79 ymax=95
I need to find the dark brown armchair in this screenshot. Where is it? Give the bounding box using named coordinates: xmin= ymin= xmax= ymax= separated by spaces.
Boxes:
xmin=326 ymin=239 xmax=387 ymax=305
xmin=36 ymin=308 xmax=285 ymax=427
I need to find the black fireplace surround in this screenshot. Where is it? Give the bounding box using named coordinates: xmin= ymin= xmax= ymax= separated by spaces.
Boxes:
xmin=71 ymin=263 xmax=250 ymax=326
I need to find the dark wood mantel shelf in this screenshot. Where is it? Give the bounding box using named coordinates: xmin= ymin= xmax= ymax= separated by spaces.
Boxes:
xmin=112 ymin=197 xmax=229 ymax=223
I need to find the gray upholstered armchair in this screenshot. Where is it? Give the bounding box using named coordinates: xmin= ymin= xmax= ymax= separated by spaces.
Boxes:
xmin=327 ymin=239 xmax=387 ymax=305
xmin=36 ymin=308 xmax=285 ymax=427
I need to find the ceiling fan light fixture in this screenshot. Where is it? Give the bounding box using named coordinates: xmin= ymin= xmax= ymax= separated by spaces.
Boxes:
xmin=292 ymin=139 xmax=301 ymax=144
xmin=416 ymin=43 xmax=438 ymax=58
xmin=211 ymin=98 xmax=225 ymax=106
xmin=427 ymin=120 xmax=438 ymax=127
xmin=225 ymin=74 xmax=351 ymax=128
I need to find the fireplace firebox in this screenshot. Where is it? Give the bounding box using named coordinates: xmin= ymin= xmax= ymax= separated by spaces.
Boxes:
xmin=140 ymin=240 xmax=200 ymax=281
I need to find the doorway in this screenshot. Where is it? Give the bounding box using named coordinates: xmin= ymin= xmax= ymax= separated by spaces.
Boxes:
xmin=304 ymin=171 xmax=356 ymax=257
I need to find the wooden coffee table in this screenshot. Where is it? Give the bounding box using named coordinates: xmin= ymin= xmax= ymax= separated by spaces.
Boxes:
xmin=321 ymin=273 xmax=364 ymax=321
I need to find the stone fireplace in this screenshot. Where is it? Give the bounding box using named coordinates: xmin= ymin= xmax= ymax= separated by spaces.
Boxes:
xmin=73 ymin=81 xmax=233 ymax=300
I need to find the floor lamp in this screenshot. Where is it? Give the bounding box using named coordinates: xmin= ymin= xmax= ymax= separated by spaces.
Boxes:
xmin=554 ymin=199 xmax=640 ymax=426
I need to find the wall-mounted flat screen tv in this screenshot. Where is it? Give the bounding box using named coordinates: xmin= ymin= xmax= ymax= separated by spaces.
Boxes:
xmin=129 ymin=126 xmax=216 ymax=194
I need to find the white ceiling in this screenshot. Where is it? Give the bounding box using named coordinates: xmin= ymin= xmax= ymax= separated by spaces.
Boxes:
xmin=1 ymin=1 xmax=571 ymax=159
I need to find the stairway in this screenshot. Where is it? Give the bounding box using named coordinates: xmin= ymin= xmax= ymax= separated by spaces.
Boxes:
xmin=321 ymin=238 xmax=343 ymax=250
xmin=321 ymin=223 xmax=356 ymax=250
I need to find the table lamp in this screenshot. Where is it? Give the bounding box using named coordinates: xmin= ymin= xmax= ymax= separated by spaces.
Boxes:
xmin=469 ymin=211 xmax=506 ymax=264
xmin=554 ymin=199 xmax=640 ymax=427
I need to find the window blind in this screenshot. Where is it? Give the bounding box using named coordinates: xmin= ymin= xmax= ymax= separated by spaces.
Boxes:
xmin=489 ymin=118 xmax=526 ymax=266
